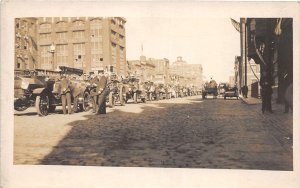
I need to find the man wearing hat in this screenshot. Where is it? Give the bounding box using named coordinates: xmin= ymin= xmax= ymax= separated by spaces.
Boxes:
xmin=60 ymin=75 xmax=72 ymax=115
xmin=96 ymin=70 xmax=109 ymax=114
xmin=89 ymin=73 xmax=100 ymax=113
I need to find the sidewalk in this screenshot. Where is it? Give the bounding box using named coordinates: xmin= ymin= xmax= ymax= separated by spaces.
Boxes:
xmin=239 ymin=95 xmax=292 ymax=115
xmin=239 ymin=95 xmax=262 ymax=105
xmin=239 ymin=95 xmax=293 ymax=155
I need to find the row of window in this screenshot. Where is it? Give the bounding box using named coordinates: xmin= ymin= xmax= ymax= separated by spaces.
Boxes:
xmin=39 ymin=30 xmax=104 ymax=40
xmin=39 ymin=19 xmax=103 ymax=30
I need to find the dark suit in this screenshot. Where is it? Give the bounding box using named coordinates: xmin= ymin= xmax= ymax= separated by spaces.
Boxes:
xmin=60 ymin=77 xmax=72 ymax=114
xmin=261 ymin=81 xmax=273 ymax=113
xmin=90 ymin=76 xmax=100 ymax=113
xmin=96 ymin=75 xmax=108 ymax=114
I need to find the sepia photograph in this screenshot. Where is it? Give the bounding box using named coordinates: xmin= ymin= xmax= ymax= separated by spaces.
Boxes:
xmin=1 ymin=1 xmax=300 ymax=188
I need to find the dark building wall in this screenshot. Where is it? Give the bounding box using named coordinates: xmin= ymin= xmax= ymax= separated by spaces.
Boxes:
xmin=277 ymin=18 xmax=293 ymax=103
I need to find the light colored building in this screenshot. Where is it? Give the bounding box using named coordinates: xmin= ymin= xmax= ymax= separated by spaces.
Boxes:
xmin=15 ymin=18 xmax=38 ymax=70
xmin=149 ymin=58 xmax=170 ymax=85
xmin=21 ymin=17 xmax=127 ymax=76
xmin=229 ymin=75 xmax=235 ymax=87
xmin=127 ymin=56 xmax=155 ymax=82
xmin=170 ymin=56 xmax=203 ymax=88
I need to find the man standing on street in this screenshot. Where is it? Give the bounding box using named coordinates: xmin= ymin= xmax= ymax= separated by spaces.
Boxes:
xmin=96 ymin=72 xmax=109 ymax=114
xmin=89 ymin=74 xmax=100 ymax=113
xmin=60 ymin=75 xmax=72 ymax=115
xmin=260 ymin=71 xmax=273 ymax=114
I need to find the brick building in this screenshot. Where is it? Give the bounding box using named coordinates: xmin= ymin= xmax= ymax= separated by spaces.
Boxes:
xmin=170 ymin=56 xmax=203 ymax=88
xmin=127 ymin=55 xmax=156 ymax=82
xmin=15 ymin=17 xmax=127 ymax=77
xmin=149 ymin=58 xmax=170 ymax=85
xmin=15 ymin=18 xmax=38 ymax=70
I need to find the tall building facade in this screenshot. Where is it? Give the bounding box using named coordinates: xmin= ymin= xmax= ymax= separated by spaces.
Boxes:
xmin=127 ymin=55 xmax=156 ymax=82
xmin=170 ymin=56 xmax=203 ymax=88
xmin=149 ymin=58 xmax=170 ymax=85
xmin=15 ymin=17 xmax=127 ymax=77
xmin=15 ymin=18 xmax=38 ymax=70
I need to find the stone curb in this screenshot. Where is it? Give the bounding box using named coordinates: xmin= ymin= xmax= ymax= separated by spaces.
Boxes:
xmin=239 ymin=95 xmax=262 ymax=105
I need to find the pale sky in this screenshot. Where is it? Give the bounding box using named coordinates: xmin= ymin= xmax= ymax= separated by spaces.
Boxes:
xmin=125 ymin=17 xmax=240 ymax=83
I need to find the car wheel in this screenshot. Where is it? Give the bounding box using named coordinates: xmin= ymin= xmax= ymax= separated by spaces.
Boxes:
xmin=35 ymin=94 xmax=49 ymax=116
xmin=81 ymin=91 xmax=91 ymax=111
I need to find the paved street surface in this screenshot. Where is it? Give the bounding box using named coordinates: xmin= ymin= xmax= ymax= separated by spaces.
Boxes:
xmin=14 ymin=95 xmax=293 ymax=170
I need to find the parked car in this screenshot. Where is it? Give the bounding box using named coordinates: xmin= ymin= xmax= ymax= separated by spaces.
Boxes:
xmin=224 ymin=87 xmax=239 ymax=100
xmin=106 ymin=77 xmax=126 ymax=108
xmin=218 ymin=83 xmax=228 ymax=97
xmin=122 ymin=77 xmax=146 ymax=103
xmin=14 ymin=69 xmax=61 ymax=116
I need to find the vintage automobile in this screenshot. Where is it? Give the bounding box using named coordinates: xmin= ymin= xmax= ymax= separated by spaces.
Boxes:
xmin=218 ymin=83 xmax=228 ymax=97
xmin=14 ymin=67 xmax=92 ymax=116
xmin=202 ymin=80 xmax=218 ymax=99
xmin=14 ymin=69 xmax=60 ymax=116
xmin=144 ymin=81 xmax=164 ymax=101
xmin=106 ymin=75 xmax=126 ymax=108
xmin=122 ymin=77 xmax=146 ymax=103
xmin=156 ymin=84 xmax=167 ymax=100
xmin=14 ymin=70 xmax=51 ymax=113
xmin=48 ymin=66 xmax=93 ymax=115
xmin=224 ymin=87 xmax=239 ymax=100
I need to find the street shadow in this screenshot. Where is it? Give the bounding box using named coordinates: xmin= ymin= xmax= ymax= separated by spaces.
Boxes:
xmin=14 ymin=111 xmax=38 ymax=116
xmin=35 ymin=97 xmax=293 ymax=170
xmin=40 ymin=99 xmax=215 ymax=167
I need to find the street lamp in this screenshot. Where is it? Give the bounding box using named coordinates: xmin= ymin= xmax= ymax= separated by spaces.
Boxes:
xmin=49 ymin=42 xmax=55 ymax=71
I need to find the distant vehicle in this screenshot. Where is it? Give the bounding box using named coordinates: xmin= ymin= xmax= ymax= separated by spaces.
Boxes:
xmin=224 ymin=87 xmax=239 ymax=100
xmin=202 ymin=80 xmax=218 ymax=99
xmin=106 ymin=76 xmax=126 ymax=108
xmin=122 ymin=77 xmax=146 ymax=103
xmin=218 ymin=83 xmax=228 ymax=97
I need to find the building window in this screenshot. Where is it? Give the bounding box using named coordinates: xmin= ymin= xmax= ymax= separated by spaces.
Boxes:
xmin=40 ymin=33 xmax=51 ymax=40
xmin=40 ymin=45 xmax=52 ymax=69
xmin=56 ymin=21 xmax=66 ymax=28
xmin=73 ymin=31 xmax=85 ymax=39
xmin=16 ymin=19 xmax=20 ymax=29
xmin=17 ymin=58 xmax=22 ymax=69
xmin=73 ymin=43 xmax=85 ymax=68
xmin=90 ymin=19 xmax=102 ymax=29
xmin=40 ymin=23 xmax=51 ymax=30
xmin=111 ymin=43 xmax=117 ymax=66
xmin=73 ymin=20 xmax=84 ymax=26
xmin=56 ymin=44 xmax=68 ymax=66
xmin=24 ymin=41 xmax=28 ymax=50
xmin=90 ymin=29 xmax=102 ymax=39
xmin=91 ymin=54 xmax=104 ymax=69
xmin=57 ymin=32 xmax=67 ymax=41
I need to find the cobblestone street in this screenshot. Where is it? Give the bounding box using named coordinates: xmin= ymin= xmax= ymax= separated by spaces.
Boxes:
xmin=14 ymin=95 xmax=293 ymax=170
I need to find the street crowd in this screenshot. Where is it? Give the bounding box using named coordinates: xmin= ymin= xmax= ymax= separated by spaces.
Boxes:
xmin=52 ymin=70 xmax=202 ymax=116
